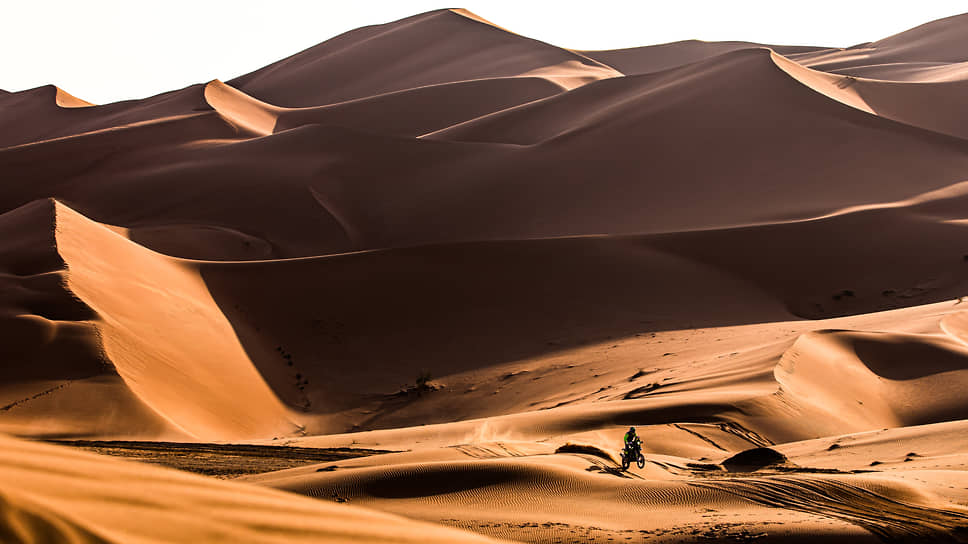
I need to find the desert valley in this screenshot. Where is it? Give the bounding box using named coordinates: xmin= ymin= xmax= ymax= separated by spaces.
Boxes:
xmin=2 ymin=8 xmax=968 ymax=542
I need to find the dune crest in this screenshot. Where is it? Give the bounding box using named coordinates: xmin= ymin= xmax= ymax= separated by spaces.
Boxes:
xmin=791 ymin=12 xmax=968 ymax=76
xmin=449 ymin=8 xmax=515 ymax=33
xmin=227 ymin=8 xmax=616 ymax=107
xmin=203 ymin=79 xmax=278 ymax=136
xmin=54 ymin=202 xmax=300 ymax=440
xmin=773 ymin=50 xmax=968 ymax=140
xmin=775 ymin=329 xmax=968 ymax=430
xmin=53 ymin=86 xmax=93 ymax=108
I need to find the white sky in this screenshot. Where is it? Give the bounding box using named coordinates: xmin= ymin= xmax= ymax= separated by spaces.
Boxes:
xmin=3 ymin=1 xmax=966 ymax=104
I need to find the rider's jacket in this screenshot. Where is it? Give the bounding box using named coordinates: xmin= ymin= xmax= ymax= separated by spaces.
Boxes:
xmin=624 ymin=432 xmax=640 ymax=447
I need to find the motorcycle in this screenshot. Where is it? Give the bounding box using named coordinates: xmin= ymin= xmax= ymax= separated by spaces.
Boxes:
xmin=620 ymin=441 xmax=645 ymax=471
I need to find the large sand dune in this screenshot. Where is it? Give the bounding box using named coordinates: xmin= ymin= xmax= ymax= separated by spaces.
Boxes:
xmin=227 ymin=9 xmax=619 ymax=107
xmin=3 ymin=7 xmax=968 ymax=542
xmin=0 ymin=433 xmax=507 ymax=543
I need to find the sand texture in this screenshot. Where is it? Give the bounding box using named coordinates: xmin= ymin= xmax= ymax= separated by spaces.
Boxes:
xmin=2 ymin=8 xmax=968 ymax=543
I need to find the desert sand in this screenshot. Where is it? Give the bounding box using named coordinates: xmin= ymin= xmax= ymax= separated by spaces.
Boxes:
xmin=2 ymin=7 xmax=968 ymax=542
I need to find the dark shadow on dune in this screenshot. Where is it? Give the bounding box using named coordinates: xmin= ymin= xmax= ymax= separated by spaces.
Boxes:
xmin=361 ymin=464 xmax=525 ymax=499
xmin=0 ymin=493 xmax=112 ymax=544
xmin=722 ymin=447 xmax=789 ymax=472
xmin=852 ymin=336 xmax=968 ymax=380
xmin=555 ymin=443 xmax=617 ymax=464
xmin=198 ymin=208 xmax=968 ymax=426
xmin=647 ymin=206 xmax=968 ymax=320
xmin=198 ymin=235 xmax=793 ymax=420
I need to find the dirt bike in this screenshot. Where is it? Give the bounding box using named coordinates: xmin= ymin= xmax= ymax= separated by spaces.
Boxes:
xmin=621 ymin=442 xmax=645 ymax=471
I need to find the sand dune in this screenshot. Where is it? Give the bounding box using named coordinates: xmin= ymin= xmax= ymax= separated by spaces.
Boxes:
xmin=56 ymin=202 xmax=299 ymax=440
xmin=644 ymin=190 xmax=968 ymax=318
xmin=580 ymin=40 xmax=826 ymax=75
xmin=0 ymin=200 xmax=170 ymax=439
xmin=0 ymin=433 xmax=507 ymax=543
xmin=772 ymin=51 xmax=968 ymax=139
xmin=0 ymin=84 xmax=211 ymax=148
xmin=236 ymin=301 xmax=968 ymax=541
xmin=204 ymin=77 xmax=562 ymax=138
xmin=775 ymin=330 xmax=968 ymax=429
xmin=7 ymin=44 xmax=968 ymax=261
xmin=791 ymin=13 xmax=968 ymax=77
xmin=246 ymin=447 xmax=967 ymax=542
xmin=3 ymin=7 xmax=968 ymax=543
xmin=228 ymin=9 xmax=618 ymax=107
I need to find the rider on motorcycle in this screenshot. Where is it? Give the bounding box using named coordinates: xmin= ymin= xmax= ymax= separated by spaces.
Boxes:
xmin=624 ymin=426 xmax=642 ymax=455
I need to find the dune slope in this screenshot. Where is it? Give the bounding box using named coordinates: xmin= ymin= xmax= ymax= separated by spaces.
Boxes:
xmin=0 ymin=433 xmax=507 ymax=543
xmin=792 ymin=13 xmax=968 ymax=77
xmin=228 ymin=9 xmax=618 ymax=107
xmin=580 ymin=39 xmax=826 ymax=75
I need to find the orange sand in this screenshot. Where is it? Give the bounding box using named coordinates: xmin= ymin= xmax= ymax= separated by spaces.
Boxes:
xmin=2 ymin=8 xmax=968 ymax=543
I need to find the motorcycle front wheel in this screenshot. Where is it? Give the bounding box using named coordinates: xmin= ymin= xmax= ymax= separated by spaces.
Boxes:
xmin=636 ymin=454 xmax=646 ymax=469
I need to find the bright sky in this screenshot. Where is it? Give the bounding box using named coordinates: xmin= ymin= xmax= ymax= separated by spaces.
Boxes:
xmin=3 ymin=1 xmax=966 ymax=104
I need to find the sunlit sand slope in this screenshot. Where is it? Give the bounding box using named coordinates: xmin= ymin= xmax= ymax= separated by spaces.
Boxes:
xmin=0 ymin=434 xmax=509 ymax=543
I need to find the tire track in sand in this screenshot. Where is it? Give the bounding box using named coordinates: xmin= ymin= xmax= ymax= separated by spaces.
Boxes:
xmin=692 ymin=475 xmax=968 ymax=542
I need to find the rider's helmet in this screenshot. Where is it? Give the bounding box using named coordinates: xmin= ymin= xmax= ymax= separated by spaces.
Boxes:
xmin=628 ymin=426 xmax=636 ymax=435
